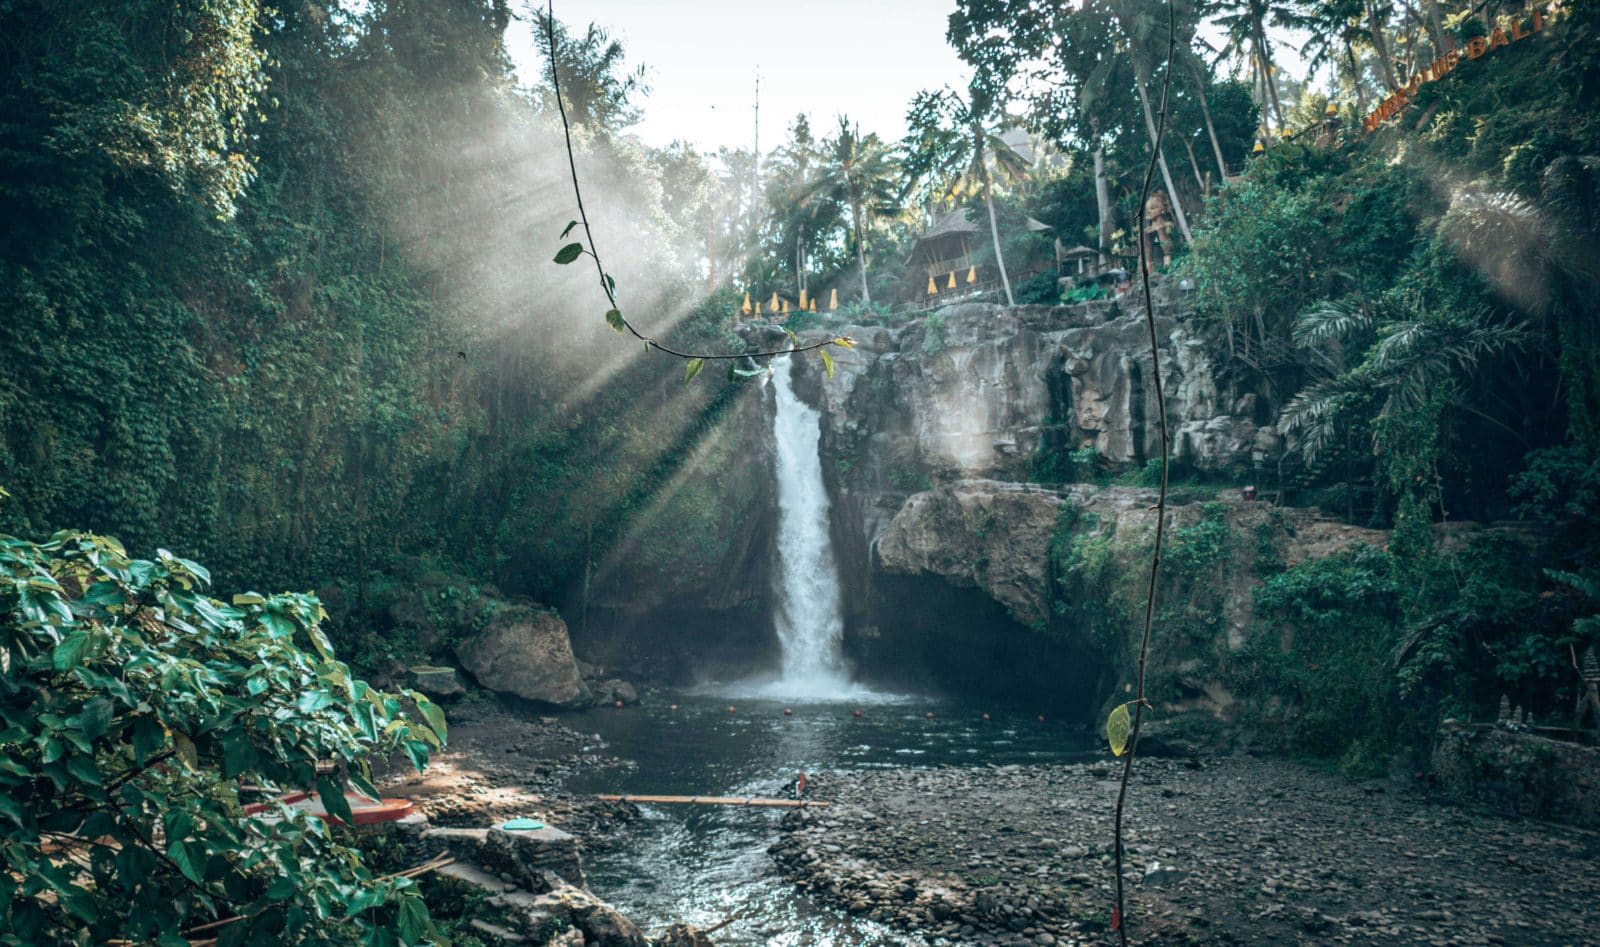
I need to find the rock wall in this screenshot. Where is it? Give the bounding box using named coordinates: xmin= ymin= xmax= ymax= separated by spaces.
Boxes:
xmin=760 ymin=297 xmax=1301 ymax=712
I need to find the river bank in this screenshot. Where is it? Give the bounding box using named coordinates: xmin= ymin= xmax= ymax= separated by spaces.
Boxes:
xmin=769 ymin=757 xmax=1600 ymax=945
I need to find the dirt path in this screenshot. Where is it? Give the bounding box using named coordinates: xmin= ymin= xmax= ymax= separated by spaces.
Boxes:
xmin=770 ymin=758 xmax=1600 ymax=945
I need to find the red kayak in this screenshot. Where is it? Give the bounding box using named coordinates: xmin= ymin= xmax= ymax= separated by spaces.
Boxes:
xmin=242 ymin=790 xmax=416 ymax=826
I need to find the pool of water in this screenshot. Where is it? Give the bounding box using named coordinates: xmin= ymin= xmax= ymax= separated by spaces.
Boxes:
xmin=562 ymin=688 xmax=1096 ymax=945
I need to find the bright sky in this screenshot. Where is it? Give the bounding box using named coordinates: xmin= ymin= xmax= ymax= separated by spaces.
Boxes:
xmin=506 ymin=1 xmax=972 ymax=151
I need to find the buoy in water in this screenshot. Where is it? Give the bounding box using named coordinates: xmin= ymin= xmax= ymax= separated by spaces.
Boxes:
xmin=783 ymin=707 xmax=793 ymax=716
xmin=852 ymin=709 xmax=863 ymax=718
xmin=613 ymin=700 xmax=623 ymax=709
xmin=1037 ymin=714 xmax=1046 ymax=723
xmin=982 ymin=713 xmax=991 ymax=722
xmin=669 ymin=704 xmax=679 ymax=712
xmin=925 ymin=712 xmax=934 ymax=719
xmin=727 ymin=706 xmax=736 ymax=714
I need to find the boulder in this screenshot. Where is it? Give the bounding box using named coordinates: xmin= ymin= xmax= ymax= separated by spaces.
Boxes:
xmin=409 ymin=665 xmax=466 ymax=699
xmin=456 ymin=607 xmax=590 ymax=708
xmin=598 ymin=679 xmax=639 ymax=705
xmin=524 ymin=881 xmax=647 ymax=947
xmin=653 ymin=923 xmax=716 ymax=947
xmin=1431 ymin=722 xmax=1600 ymax=830
xmin=480 ymin=824 xmax=586 ymax=889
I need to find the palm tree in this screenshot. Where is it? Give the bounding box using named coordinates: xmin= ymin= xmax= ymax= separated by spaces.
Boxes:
xmin=1210 ymin=0 xmax=1304 ymax=130
xmin=904 ymin=86 xmax=1030 ymax=306
xmin=812 ymin=117 xmax=901 ymax=306
xmin=1108 ymin=0 xmax=1196 ymax=244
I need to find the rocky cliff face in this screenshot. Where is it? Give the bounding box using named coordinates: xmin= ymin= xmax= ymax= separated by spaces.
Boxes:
xmin=768 ymin=296 xmax=1355 ymax=717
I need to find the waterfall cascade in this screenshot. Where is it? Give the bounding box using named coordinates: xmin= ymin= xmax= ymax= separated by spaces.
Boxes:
xmin=764 ymin=360 xmax=858 ymax=698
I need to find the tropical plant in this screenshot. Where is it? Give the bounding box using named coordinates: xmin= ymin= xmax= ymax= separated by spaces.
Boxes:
xmin=904 ymin=85 xmax=1031 ymax=305
xmin=0 ymin=525 xmax=448 ymax=945
xmin=808 ymin=117 xmax=902 ymax=305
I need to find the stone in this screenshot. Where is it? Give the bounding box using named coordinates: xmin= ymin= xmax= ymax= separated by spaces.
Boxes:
xmin=652 ymin=923 xmax=715 ymax=947
xmin=409 ymin=665 xmax=466 ymax=698
xmin=456 ymin=606 xmax=590 ymax=708
xmin=520 ymin=880 xmax=647 ymax=947
xmin=599 ymin=679 xmax=639 ymax=705
xmin=480 ymin=824 xmax=587 ymax=890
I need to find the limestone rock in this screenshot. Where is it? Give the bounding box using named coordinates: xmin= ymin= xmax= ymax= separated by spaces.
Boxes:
xmin=652 ymin=923 xmax=716 ymax=947
xmin=1431 ymin=722 xmax=1600 ymax=830
xmin=875 ymin=481 xmax=1065 ymax=628
xmin=457 ymin=607 xmax=590 ymax=708
xmin=409 ymin=665 xmax=466 ymax=699
xmin=480 ymin=824 xmax=586 ymax=889
xmin=525 ymin=880 xmax=647 ymax=947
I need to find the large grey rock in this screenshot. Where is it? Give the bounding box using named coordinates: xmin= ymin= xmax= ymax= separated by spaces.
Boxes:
xmin=456 ymin=607 xmax=590 ymax=708
xmin=875 ymin=481 xmax=1066 ymax=628
xmin=1432 ymin=722 xmax=1600 ymax=830
xmin=409 ymin=665 xmax=466 ymax=699
xmin=480 ymin=824 xmax=586 ymax=889
xmin=521 ymin=879 xmax=647 ymax=947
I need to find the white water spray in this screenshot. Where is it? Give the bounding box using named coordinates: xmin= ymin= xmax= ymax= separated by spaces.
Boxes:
xmin=763 ymin=359 xmax=858 ymax=698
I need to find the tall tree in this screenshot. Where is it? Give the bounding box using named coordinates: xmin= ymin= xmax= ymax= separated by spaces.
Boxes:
xmin=904 ymin=86 xmax=1028 ymax=306
xmin=812 ymin=117 xmax=900 ymax=305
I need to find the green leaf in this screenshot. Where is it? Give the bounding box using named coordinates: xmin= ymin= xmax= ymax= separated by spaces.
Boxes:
xmin=832 ymin=336 xmax=857 ymax=348
xmin=560 ymin=219 xmax=578 ymax=238
xmin=684 ymin=358 xmax=704 ymax=384
xmin=553 ymin=242 xmax=584 ymax=264
xmin=232 ymin=593 xmax=266 ymax=606
xmin=173 ymin=731 xmax=199 ymax=771
xmin=820 ymin=349 xmax=836 ymax=379
xmin=317 ymin=776 xmax=354 ymax=826
xmin=1106 ymin=702 xmax=1133 ymax=757
xmin=166 ymin=829 xmax=204 ymax=885
xmin=396 ymin=894 xmax=430 ymax=944
xmin=80 ymin=697 xmax=113 ymax=740
xmin=605 ymin=308 xmax=625 ymax=332
xmin=52 ymin=631 xmax=90 ymax=671
xmin=413 ymin=695 xmax=447 ymax=745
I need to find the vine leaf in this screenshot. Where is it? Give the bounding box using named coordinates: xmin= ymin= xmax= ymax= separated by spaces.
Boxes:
xmin=560 ymin=219 xmax=578 ymax=238
xmin=684 ymin=358 xmax=704 ymax=384
xmin=605 ymin=308 xmax=625 ymax=332
xmin=832 ymin=336 xmax=857 ymax=348
xmin=553 ymin=242 xmax=584 ymax=264
xmin=820 ymin=349 xmax=836 ymax=379
xmin=1106 ymin=702 xmax=1133 ymax=757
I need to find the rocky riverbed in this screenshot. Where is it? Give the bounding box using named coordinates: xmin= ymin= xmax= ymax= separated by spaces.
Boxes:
xmin=379 ymin=699 xmax=641 ymax=838
xmin=769 ymin=757 xmax=1600 ymax=945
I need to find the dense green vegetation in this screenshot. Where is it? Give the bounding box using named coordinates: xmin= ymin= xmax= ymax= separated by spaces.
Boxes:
xmin=1 ymin=0 xmax=1597 ymax=899
xmin=0 ymin=523 xmax=447 ymax=944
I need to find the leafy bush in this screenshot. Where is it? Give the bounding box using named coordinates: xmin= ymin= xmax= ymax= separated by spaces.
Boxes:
xmin=0 ymin=527 xmax=447 ymax=945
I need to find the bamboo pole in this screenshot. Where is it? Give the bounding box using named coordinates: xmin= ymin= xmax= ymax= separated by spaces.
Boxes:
xmin=596 ymin=794 xmax=829 ymax=808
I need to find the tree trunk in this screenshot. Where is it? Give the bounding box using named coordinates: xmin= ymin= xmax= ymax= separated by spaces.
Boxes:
xmin=1188 ymin=62 xmax=1229 ymax=179
xmin=1368 ymin=1 xmax=1402 ymax=91
xmin=1256 ymin=29 xmax=1286 ymax=130
xmin=1093 ymin=144 xmax=1114 ymax=262
xmin=1347 ymin=43 xmax=1369 ymax=114
xmin=852 ymin=197 xmax=871 ymax=305
xmin=1181 ymin=135 xmax=1208 ymax=196
xmin=1133 ymin=67 xmax=1194 ymax=244
xmin=982 ymin=180 xmax=1015 ymax=307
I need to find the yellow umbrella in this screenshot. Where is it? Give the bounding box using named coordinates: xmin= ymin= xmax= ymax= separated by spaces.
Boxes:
xmin=927 ymin=276 xmax=938 ymax=296
xmin=809 ymin=298 xmax=817 ymax=312
xmin=769 ymin=292 xmax=779 ymax=311
xmin=799 ymin=288 xmax=808 ymax=309
xmin=782 ymin=299 xmax=790 ymax=314
xmin=828 ymin=288 xmax=838 ymax=310
xmin=966 ymin=265 xmax=977 ymax=284
xmin=755 ymin=301 xmax=763 ymax=315
xmin=741 ymin=291 xmax=752 ymax=315
xmin=947 ymin=271 xmax=957 ymax=289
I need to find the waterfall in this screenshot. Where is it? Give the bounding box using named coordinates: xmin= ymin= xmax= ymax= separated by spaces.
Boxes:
xmin=765 ymin=359 xmax=856 ymax=698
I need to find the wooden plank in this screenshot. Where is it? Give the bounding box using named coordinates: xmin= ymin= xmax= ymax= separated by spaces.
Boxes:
xmin=596 ymin=794 xmax=829 ymax=808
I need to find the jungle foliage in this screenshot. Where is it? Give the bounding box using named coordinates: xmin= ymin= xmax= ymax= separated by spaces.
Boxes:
xmin=0 ymin=523 xmax=447 ymax=945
